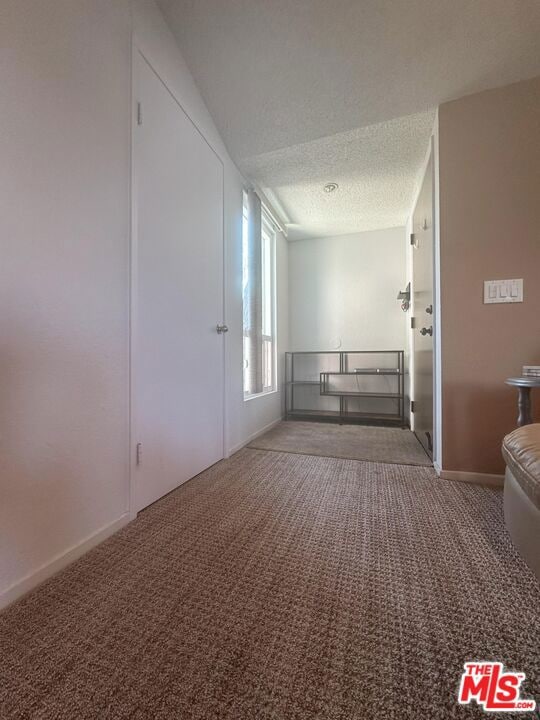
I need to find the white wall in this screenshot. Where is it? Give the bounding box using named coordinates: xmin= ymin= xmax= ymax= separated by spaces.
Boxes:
xmin=0 ymin=0 xmax=132 ymax=608
xmin=0 ymin=0 xmax=287 ymax=608
xmin=288 ymin=228 xmax=407 ymax=353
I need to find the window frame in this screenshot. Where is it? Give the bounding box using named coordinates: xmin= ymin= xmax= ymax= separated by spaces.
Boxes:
xmin=242 ymin=194 xmax=277 ymax=400
xmin=260 ymin=212 xmax=277 ymax=395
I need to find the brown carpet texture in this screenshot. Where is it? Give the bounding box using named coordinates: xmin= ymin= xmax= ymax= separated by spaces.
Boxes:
xmin=249 ymin=421 xmax=432 ymax=466
xmin=1 ymin=449 xmax=538 ymax=719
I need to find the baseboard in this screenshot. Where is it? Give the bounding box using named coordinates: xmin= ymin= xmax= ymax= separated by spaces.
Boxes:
xmin=227 ymin=416 xmax=283 ymax=456
xmin=0 ymin=512 xmax=131 ymax=611
xmin=440 ymin=470 xmax=504 ymax=488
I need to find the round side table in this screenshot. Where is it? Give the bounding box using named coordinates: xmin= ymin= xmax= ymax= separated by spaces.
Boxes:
xmin=505 ymin=376 xmax=540 ymax=427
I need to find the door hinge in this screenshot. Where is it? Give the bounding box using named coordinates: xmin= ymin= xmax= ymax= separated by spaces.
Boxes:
xmin=411 ymin=316 xmax=416 ymax=329
xmin=136 ymin=442 xmax=142 ymax=465
xmin=137 ymin=102 xmax=143 ymax=126
xmin=410 ymin=232 xmax=416 ymax=246
xmin=411 ymin=401 xmax=416 ymax=413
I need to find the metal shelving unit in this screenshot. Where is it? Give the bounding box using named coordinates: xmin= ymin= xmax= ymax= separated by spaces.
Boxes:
xmin=285 ymin=350 xmax=405 ymax=427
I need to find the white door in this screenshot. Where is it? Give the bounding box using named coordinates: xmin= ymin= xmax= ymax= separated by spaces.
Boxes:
xmin=412 ymin=150 xmax=434 ymax=459
xmin=132 ymin=52 xmax=225 ymax=512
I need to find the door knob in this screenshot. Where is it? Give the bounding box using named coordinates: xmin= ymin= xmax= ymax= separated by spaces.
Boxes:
xmin=216 ymin=324 xmax=229 ymax=334
xmin=425 ymin=304 xmax=433 ymax=314
xmin=420 ymin=326 xmax=433 ymax=336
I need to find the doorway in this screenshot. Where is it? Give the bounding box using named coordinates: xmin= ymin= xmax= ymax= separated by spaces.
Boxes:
xmin=411 ymin=149 xmax=435 ymax=459
xmin=131 ymin=51 xmax=225 ymax=513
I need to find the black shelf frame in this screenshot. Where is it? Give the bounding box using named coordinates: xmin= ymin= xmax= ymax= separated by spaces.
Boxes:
xmin=285 ymin=350 xmax=405 ymax=427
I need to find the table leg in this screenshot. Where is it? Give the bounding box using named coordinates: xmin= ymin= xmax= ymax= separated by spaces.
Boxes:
xmin=517 ymin=386 xmax=533 ymax=427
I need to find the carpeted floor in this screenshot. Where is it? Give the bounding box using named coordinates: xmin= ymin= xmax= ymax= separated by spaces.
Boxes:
xmin=1 ymin=449 xmax=538 ymax=719
xmin=249 ymin=420 xmax=432 ymax=466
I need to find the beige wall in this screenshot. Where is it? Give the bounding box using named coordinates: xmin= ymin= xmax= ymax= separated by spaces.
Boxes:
xmin=439 ymin=76 xmax=540 ymax=475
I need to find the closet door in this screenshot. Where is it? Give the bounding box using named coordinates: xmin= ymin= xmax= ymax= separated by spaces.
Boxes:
xmin=132 ymin=51 xmax=225 ymax=512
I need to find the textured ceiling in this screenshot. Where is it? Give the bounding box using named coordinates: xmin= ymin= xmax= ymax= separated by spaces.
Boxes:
xmin=157 ymin=0 xmax=540 ymax=238
xmin=242 ymin=111 xmax=436 ymax=240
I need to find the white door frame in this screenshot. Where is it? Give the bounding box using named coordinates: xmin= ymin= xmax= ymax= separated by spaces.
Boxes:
xmin=128 ymin=41 xmax=227 ymax=518
xmin=432 ymin=113 xmax=443 ymax=474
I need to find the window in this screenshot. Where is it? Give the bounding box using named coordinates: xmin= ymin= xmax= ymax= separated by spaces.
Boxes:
xmin=242 ymin=190 xmax=276 ymax=398
xmin=260 ymin=215 xmax=276 ymax=391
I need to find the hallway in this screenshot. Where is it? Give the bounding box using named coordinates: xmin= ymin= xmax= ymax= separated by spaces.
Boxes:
xmin=2 ymin=3 xmax=540 ymax=718
xmin=249 ymin=421 xmax=432 ymax=466
xmin=1 ymin=448 xmax=537 ymax=719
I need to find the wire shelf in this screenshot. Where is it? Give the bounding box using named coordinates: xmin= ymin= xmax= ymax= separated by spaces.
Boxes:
xmin=285 ymin=350 xmax=405 ymax=427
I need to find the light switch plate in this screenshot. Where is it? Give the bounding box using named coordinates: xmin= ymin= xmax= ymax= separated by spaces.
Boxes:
xmin=484 ymin=279 xmax=523 ymax=304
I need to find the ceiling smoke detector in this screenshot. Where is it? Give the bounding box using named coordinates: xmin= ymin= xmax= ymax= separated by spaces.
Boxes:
xmin=323 ymin=182 xmax=339 ymax=194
